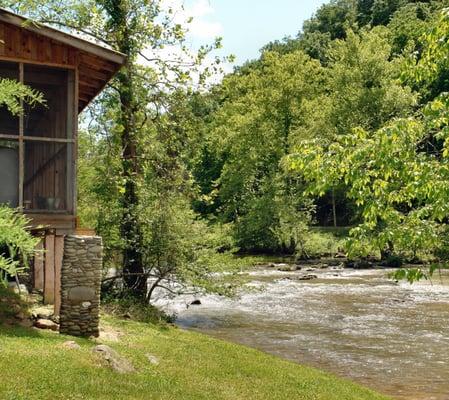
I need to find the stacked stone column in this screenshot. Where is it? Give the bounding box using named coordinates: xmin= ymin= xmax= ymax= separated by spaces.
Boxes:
xmin=59 ymin=235 xmax=102 ymax=337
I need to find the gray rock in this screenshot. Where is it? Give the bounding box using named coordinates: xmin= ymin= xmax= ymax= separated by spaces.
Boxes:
xmin=8 ymin=282 xmax=29 ymax=295
xmin=146 ymin=354 xmax=160 ymax=365
xmin=92 ymin=345 xmax=135 ymax=373
xmin=68 ymin=286 xmax=96 ymax=302
xmin=298 ymin=274 xmax=318 ymax=281
xmin=63 ymin=340 xmax=81 ymax=350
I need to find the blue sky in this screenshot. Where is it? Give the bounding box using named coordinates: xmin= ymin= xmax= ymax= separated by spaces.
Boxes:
xmin=182 ymin=0 xmax=329 ymax=65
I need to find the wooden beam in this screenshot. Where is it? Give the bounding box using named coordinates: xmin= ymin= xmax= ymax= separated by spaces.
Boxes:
xmin=0 ymin=10 xmax=126 ymax=65
xmin=53 ymin=235 xmax=64 ymax=315
xmin=33 ymin=238 xmax=44 ymax=290
xmin=73 ymin=67 xmax=79 ymax=217
xmin=43 ymin=233 xmax=55 ymax=304
xmin=18 ymin=62 xmax=23 ymax=209
xmin=0 ymin=134 xmax=75 ymax=143
xmin=0 ymin=55 xmax=76 ymax=70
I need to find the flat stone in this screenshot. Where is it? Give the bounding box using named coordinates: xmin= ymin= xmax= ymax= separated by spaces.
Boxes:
xmin=62 ymin=340 xmax=81 ymax=350
xmin=68 ymin=286 xmax=96 ymax=302
xmin=92 ymin=345 xmax=135 ymax=374
xmin=35 ymin=319 xmax=59 ymax=331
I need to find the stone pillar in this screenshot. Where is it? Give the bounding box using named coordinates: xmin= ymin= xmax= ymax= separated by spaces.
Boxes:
xmin=59 ymin=235 xmax=102 ymax=337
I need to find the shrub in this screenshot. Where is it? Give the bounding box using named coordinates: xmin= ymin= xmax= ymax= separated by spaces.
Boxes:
xmin=0 ymin=207 xmax=39 ymax=286
xmin=102 ymin=294 xmax=174 ymax=324
xmin=296 ymin=229 xmax=347 ymax=259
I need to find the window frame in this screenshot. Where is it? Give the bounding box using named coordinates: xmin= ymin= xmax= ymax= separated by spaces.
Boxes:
xmin=0 ymin=61 xmax=76 ymax=214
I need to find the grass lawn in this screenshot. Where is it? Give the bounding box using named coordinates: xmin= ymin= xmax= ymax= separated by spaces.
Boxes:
xmin=0 ymin=315 xmax=391 ymax=400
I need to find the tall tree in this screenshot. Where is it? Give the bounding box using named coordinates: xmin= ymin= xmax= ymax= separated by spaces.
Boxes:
xmin=9 ymin=0 xmax=223 ymax=298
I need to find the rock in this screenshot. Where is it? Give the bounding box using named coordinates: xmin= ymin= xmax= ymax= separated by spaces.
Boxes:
xmin=146 ymin=354 xmax=160 ymax=365
xmin=92 ymin=345 xmax=135 ymax=374
xmin=32 ymin=306 xmax=54 ymax=320
xmin=8 ymin=282 xmax=29 ymax=296
xmin=63 ymin=340 xmax=81 ymax=350
xmin=305 ymin=268 xmax=316 ymax=272
xmin=34 ymin=318 xmax=59 ymax=331
xmin=18 ymin=319 xmax=33 ymax=328
xmin=67 ymin=286 xmax=96 ymax=303
xmin=298 ymin=274 xmax=318 ymax=281
xmin=353 ymin=260 xmax=374 ymax=269
xmin=334 ymin=252 xmax=346 ymax=259
xmin=190 ymin=299 xmax=201 ymax=306
xmin=15 ymin=311 xmax=26 ymax=321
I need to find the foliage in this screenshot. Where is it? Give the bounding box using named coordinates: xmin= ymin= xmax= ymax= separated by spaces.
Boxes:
xmin=196 ymin=50 xmax=323 ymax=253
xmin=0 ymin=207 xmax=39 ymax=285
xmin=285 ymin=8 xmax=449 ymax=265
xmin=296 ymin=229 xmax=347 ymax=260
xmin=0 ymin=286 xmax=30 ymax=324
xmin=101 ymin=294 xmax=173 ymax=324
xmin=0 ymin=78 xmax=44 ymax=115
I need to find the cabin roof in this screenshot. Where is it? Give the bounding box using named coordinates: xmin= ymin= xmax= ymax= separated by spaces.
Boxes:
xmin=0 ymin=8 xmax=126 ymax=112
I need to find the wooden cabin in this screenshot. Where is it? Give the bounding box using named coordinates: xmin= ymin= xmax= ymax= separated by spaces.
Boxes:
xmin=0 ymin=9 xmax=125 ymax=309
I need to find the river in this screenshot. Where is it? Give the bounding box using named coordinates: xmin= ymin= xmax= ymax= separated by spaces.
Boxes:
xmin=154 ymin=265 xmax=449 ymax=400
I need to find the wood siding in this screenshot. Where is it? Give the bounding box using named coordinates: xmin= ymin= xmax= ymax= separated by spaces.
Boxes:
xmin=0 ymin=20 xmax=122 ymax=111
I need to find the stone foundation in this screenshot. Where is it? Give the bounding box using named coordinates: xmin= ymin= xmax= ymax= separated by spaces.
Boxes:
xmin=59 ymin=235 xmax=102 ymax=337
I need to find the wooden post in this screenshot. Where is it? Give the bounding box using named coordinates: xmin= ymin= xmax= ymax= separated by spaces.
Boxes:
xmin=18 ymin=62 xmax=24 ymax=209
xmin=44 ymin=233 xmax=55 ymax=304
xmin=54 ymin=236 xmax=64 ymax=315
xmin=33 ymin=238 xmax=44 ymax=290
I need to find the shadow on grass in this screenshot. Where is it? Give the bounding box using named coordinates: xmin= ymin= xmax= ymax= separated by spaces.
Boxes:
xmin=0 ymin=323 xmax=44 ymax=339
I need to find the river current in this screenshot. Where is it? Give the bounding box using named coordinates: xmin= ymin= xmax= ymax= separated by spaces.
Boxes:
xmin=154 ymin=266 xmax=449 ymax=400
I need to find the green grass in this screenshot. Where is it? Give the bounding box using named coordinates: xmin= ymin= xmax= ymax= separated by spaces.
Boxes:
xmin=0 ymin=316 xmax=391 ymax=400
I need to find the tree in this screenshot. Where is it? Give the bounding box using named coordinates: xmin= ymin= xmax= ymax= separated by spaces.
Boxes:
xmin=0 ymin=78 xmax=44 ymax=114
xmin=287 ymin=10 xmax=449 ymax=263
xmin=195 ymin=50 xmax=322 ymax=252
xmin=8 ymin=0 xmax=230 ymax=300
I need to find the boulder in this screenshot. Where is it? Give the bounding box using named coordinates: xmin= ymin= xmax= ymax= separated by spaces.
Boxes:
xmin=93 ymin=345 xmax=135 ymax=374
xmin=190 ymin=299 xmax=201 ymax=306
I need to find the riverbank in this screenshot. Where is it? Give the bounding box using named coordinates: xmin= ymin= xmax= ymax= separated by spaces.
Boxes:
xmin=0 ymin=314 xmax=389 ymax=400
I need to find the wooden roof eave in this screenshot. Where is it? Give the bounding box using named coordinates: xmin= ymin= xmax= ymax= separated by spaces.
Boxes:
xmin=0 ymin=8 xmax=126 ymax=113
xmin=0 ymin=8 xmax=125 ymax=65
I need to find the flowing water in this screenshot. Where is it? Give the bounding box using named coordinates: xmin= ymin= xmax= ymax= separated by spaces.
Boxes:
xmin=155 ymin=266 xmax=449 ymax=400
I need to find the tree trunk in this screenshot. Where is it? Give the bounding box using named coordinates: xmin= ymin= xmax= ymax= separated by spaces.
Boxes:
xmin=332 ymin=188 xmax=337 ymax=228
xmin=112 ymin=3 xmax=146 ymax=298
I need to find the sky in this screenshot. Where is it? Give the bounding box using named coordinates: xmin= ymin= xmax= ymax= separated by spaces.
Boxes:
xmin=181 ymin=0 xmax=329 ymax=66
